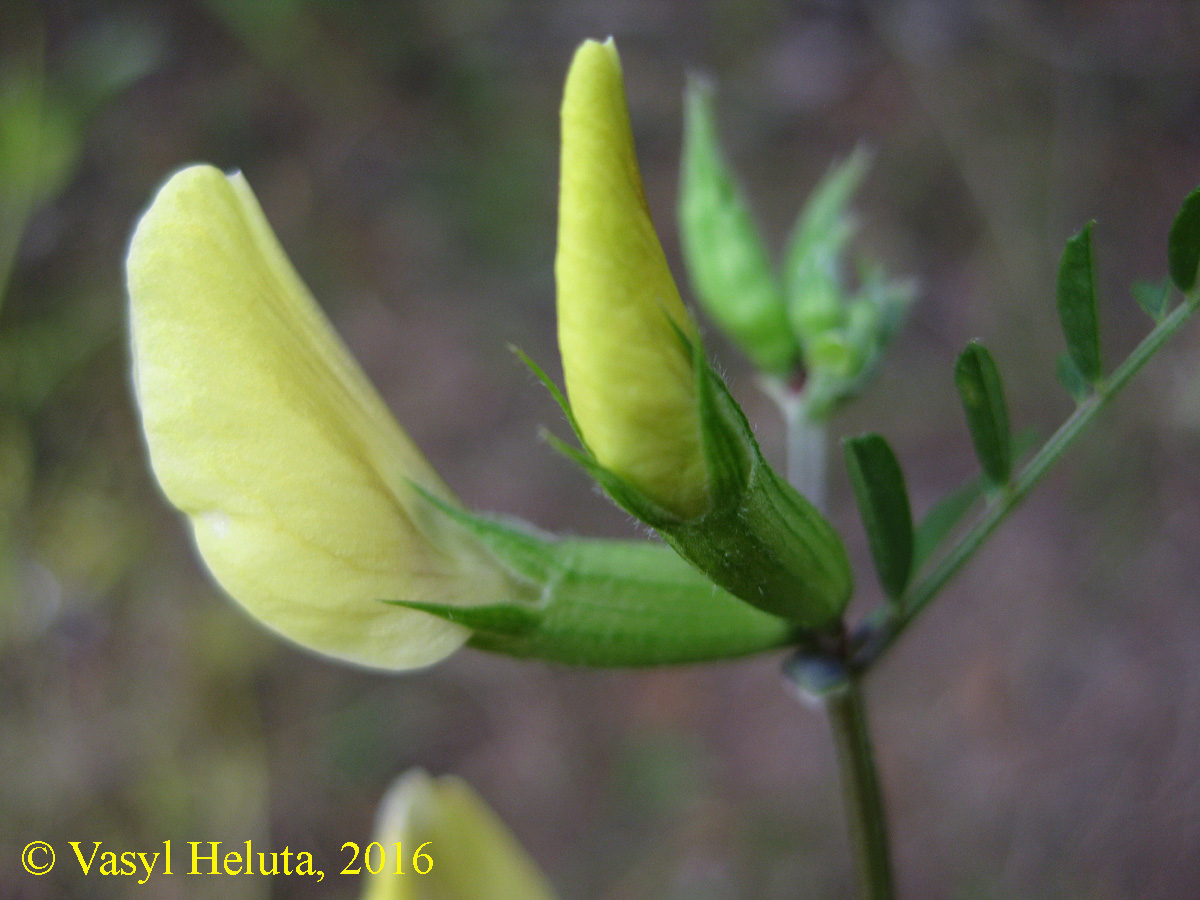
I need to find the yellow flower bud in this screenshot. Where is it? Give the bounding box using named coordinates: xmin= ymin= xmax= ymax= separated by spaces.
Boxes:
xmin=556 ymin=38 xmax=709 ymax=519
xmin=127 ymin=165 xmax=523 ymax=670
xmin=362 ymin=770 xmax=558 ymax=900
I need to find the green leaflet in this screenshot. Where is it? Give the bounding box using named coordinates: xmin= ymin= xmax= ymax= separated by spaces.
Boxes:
xmin=1056 ymin=222 xmax=1102 ymax=384
xmin=678 ymin=76 xmax=798 ymax=375
xmin=389 ymin=504 xmax=796 ymax=665
xmin=1055 ymin=352 xmax=1090 ymax=403
xmin=954 ymin=342 xmax=1012 ymax=486
xmin=1169 ymin=184 xmax=1200 ymax=293
xmin=912 ymin=475 xmax=982 ymax=572
xmin=911 ymin=429 xmax=1038 ymax=571
xmin=1131 ymin=278 xmax=1172 ymax=323
xmin=784 ymin=149 xmax=870 ymax=301
xmin=843 ymin=434 xmax=914 ymax=600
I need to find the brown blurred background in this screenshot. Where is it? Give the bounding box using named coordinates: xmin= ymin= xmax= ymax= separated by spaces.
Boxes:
xmin=3 ymin=1 xmax=1200 ymax=898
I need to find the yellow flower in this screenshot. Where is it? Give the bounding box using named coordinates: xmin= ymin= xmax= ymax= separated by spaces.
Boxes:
xmin=127 ymin=165 xmax=524 ymax=670
xmin=556 ymin=38 xmax=709 ymax=519
xmin=362 ymin=770 xmax=558 ymax=900
xmin=552 ymin=41 xmax=853 ymax=626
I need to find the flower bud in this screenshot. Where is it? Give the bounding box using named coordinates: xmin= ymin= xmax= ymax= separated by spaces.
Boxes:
xmin=552 ymin=41 xmax=853 ymax=628
xmin=555 ymin=38 xmax=709 ymax=520
xmin=127 ymin=165 xmax=525 ymax=670
xmin=679 ymin=76 xmax=798 ymax=375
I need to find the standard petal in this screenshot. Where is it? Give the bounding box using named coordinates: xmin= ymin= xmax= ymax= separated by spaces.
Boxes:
xmin=555 ymin=39 xmax=709 ymax=519
xmin=128 ymin=164 xmax=519 ymax=669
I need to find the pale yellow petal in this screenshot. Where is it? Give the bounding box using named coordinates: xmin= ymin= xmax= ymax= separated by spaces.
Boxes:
xmin=363 ymin=770 xmax=558 ymax=900
xmin=128 ymin=164 xmax=515 ymax=669
xmin=556 ymin=39 xmax=709 ymax=519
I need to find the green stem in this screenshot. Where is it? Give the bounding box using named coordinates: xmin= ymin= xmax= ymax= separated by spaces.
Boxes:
xmin=825 ymin=677 xmax=895 ymax=900
xmin=787 ymin=401 xmax=828 ymax=513
xmin=774 ymin=377 xmax=894 ymax=900
xmin=766 ymin=380 xmax=829 ymax=512
xmin=857 ymin=295 xmax=1199 ymax=667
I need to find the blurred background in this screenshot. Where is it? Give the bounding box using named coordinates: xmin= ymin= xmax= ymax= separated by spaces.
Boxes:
xmin=3 ymin=1 xmax=1200 ymax=898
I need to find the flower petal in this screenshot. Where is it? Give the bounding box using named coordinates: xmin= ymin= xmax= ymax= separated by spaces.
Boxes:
xmin=363 ymin=770 xmax=558 ymax=900
xmin=128 ymin=164 xmax=518 ymax=669
xmin=556 ymin=39 xmax=709 ymax=519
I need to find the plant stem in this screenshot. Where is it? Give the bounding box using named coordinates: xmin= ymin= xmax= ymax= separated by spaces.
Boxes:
xmin=768 ymin=381 xmax=829 ymax=511
xmin=825 ymin=677 xmax=895 ymax=900
xmin=855 ymin=295 xmax=1199 ymax=667
xmin=773 ymin=378 xmax=895 ymax=900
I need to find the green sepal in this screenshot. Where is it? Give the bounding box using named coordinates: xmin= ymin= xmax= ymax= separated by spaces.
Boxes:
xmin=843 ymin=433 xmax=914 ymax=600
xmin=690 ymin=328 xmax=753 ymax=506
xmin=466 ymin=538 xmax=797 ymax=665
xmin=642 ymin=345 xmax=851 ymax=627
xmin=544 ymin=319 xmax=755 ymax=528
xmin=1056 ymin=222 xmax=1102 ymax=384
xmin=403 ymin=489 xmax=796 ymax=666
xmin=1168 ymin=184 xmax=1200 ymax=293
xmin=542 ymin=428 xmax=685 ymax=528
xmin=657 ymin=450 xmax=852 ymax=628
xmin=510 ymin=344 xmax=589 ymax=452
xmin=407 ymin=481 xmax=563 ymax=582
xmin=519 ymin=340 xmax=690 ymax=527
xmin=541 ymin=330 xmax=851 ymax=628
xmin=954 ymin=342 xmax=1012 ymax=486
xmin=1131 ymin=277 xmax=1172 ymax=323
xmin=385 ymin=600 xmax=541 ymax=634
xmin=678 ymin=76 xmax=798 ymax=375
